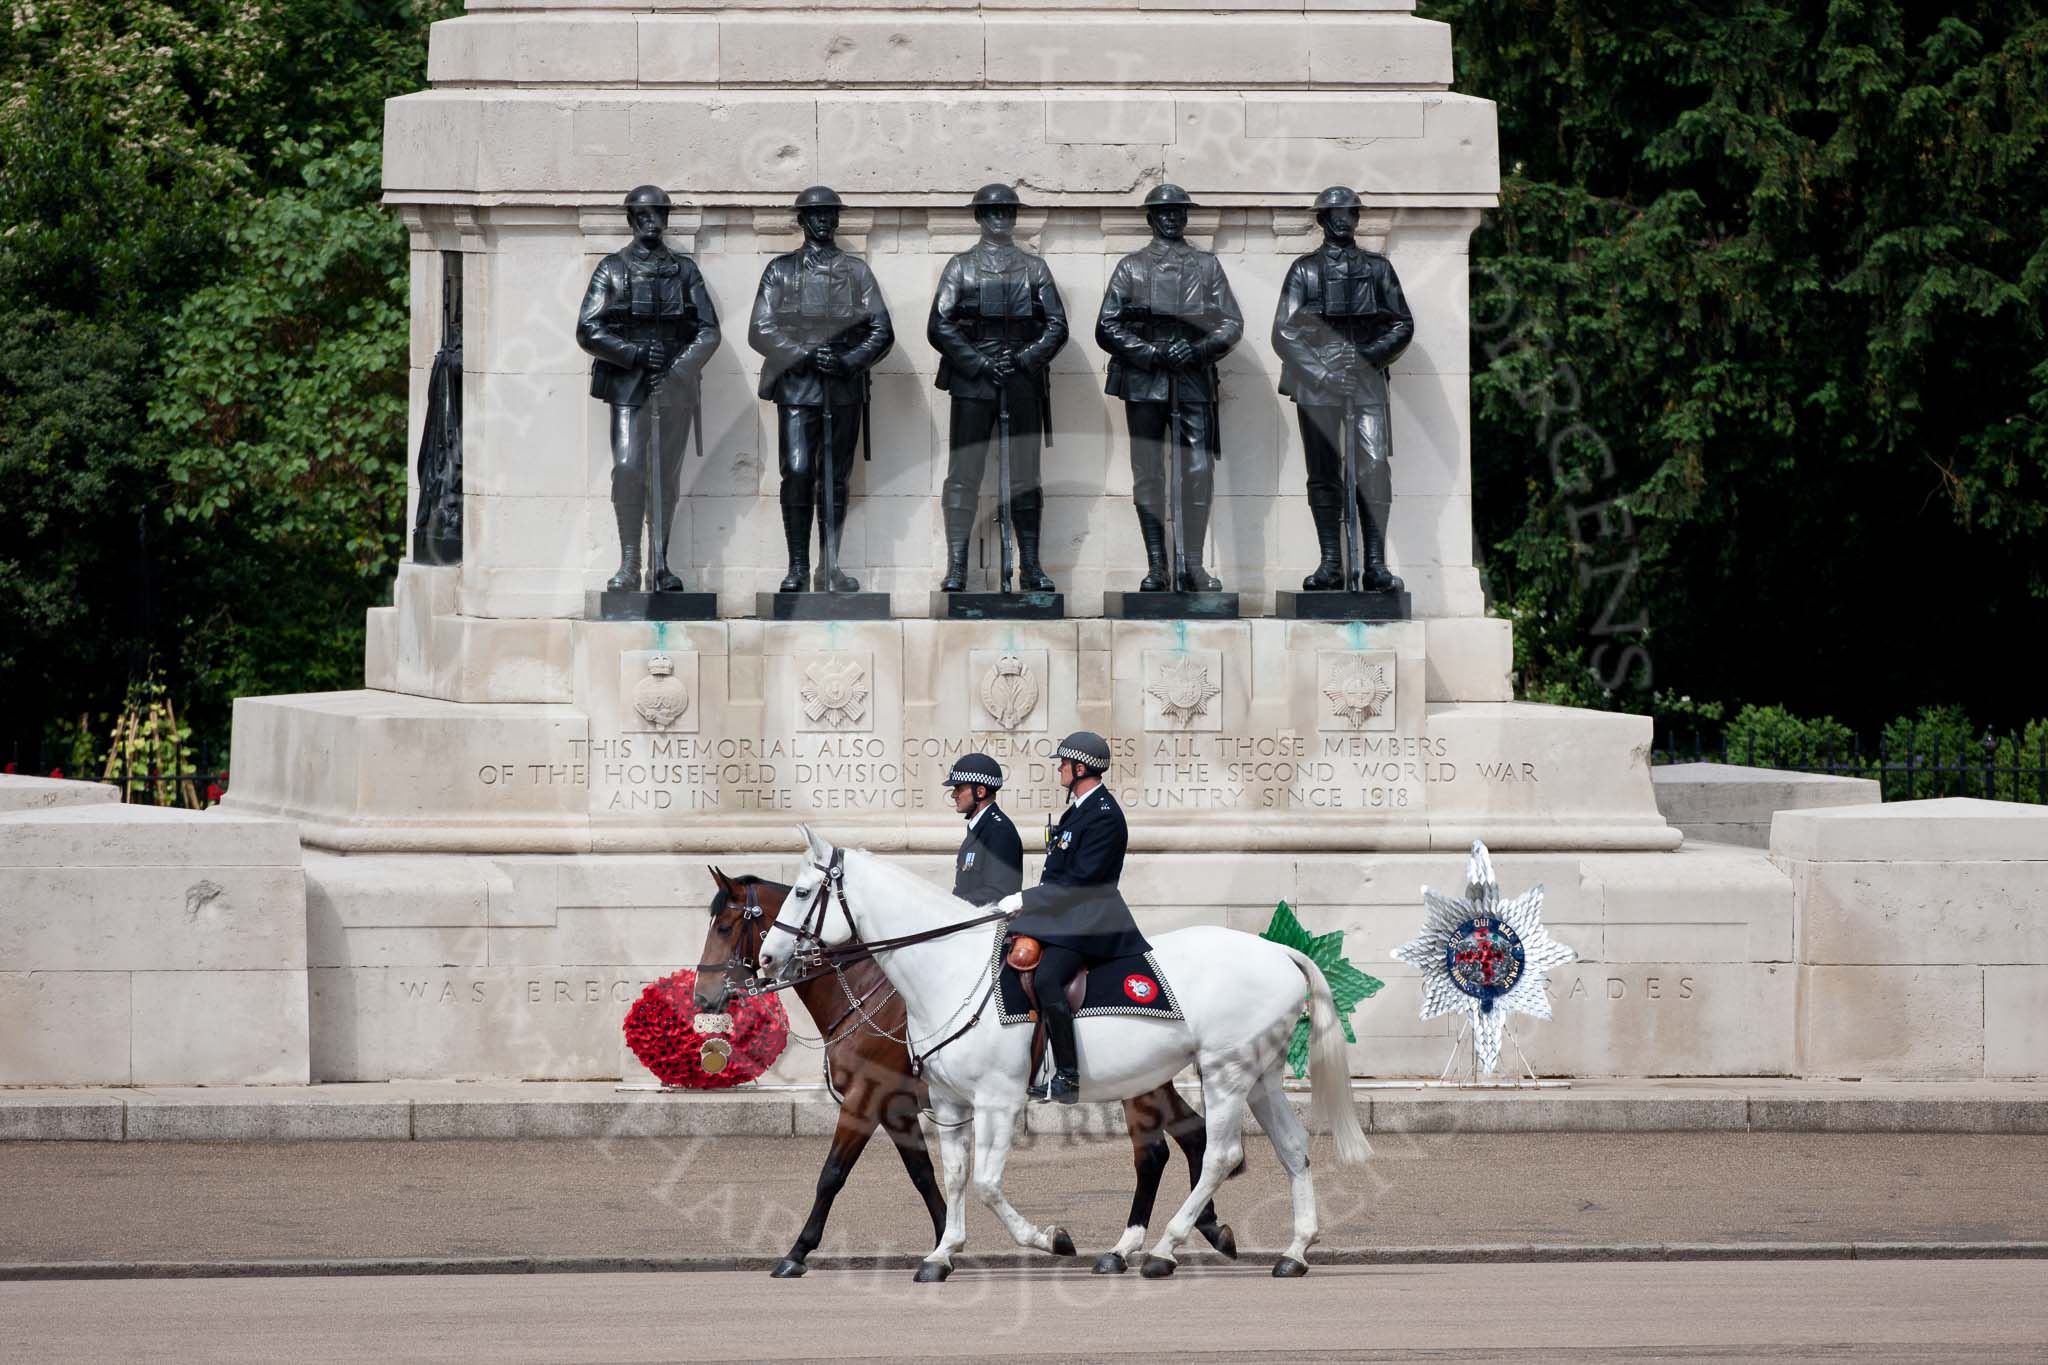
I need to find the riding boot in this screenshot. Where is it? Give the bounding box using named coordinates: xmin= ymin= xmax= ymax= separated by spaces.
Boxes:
xmin=1359 ymin=461 xmax=1404 ymax=593
xmin=1177 ymin=495 xmax=1222 ymax=593
xmin=938 ymin=494 xmax=974 ymax=593
xmin=1014 ymin=493 xmax=1055 ymax=592
xmin=1135 ymin=506 xmax=1171 ymax=592
xmin=608 ymin=494 xmax=644 ymax=593
xmin=778 ymin=498 xmax=812 ymax=593
xmin=815 ymin=489 xmax=861 ymax=593
xmin=1028 ymin=1004 xmax=1081 ymax=1104
xmin=1302 ymin=495 xmax=1345 ymax=591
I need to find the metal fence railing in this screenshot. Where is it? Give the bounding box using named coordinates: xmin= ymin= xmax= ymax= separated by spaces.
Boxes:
xmin=1653 ymin=729 xmax=2048 ymax=805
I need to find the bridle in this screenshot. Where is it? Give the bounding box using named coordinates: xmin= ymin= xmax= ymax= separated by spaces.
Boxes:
xmin=696 ymin=878 xmax=773 ymax=992
xmin=755 ymin=846 xmax=1013 ymax=1081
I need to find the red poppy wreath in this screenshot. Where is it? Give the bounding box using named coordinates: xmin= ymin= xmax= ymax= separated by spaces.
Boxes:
xmin=623 ymin=969 xmax=790 ymax=1089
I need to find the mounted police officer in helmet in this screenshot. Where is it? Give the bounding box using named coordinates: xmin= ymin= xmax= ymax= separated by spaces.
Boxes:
xmin=945 ymin=752 xmax=1023 ymax=907
xmin=996 ymin=731 xmax=1150 ymax=1104
xmin=576 ymin=185 xmax=722 ymax=593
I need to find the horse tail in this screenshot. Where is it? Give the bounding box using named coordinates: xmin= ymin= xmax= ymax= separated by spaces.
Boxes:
xmin=1280 ymin=948 xmax=1371 ymax=1167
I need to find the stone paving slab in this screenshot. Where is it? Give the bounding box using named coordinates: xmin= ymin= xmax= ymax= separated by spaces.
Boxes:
xmin=4 ymin=1079 xmax=2046 ymax=1140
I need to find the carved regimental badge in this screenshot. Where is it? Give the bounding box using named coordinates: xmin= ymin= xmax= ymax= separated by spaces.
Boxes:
xmin=1145 ymin=656 xmax=1222 ymax=730
xmin=1323 ymin=655 xmax=1393 ymax=730
xmin=632 ymin=655 xmax=691 ymax=730
xmin=978 ymin=654 xmax=1040 ymax=731
xmin=800 ymin=658 xmax=871 ymax=730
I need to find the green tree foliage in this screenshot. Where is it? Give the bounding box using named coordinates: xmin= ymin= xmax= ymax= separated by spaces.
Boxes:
xmin=0 ymin=0 xmax=454 ymax=762
xmin=1424 ymin=2 xmax=2048 ymax=729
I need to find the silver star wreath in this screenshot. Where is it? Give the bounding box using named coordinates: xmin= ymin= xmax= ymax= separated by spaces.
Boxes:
xmin=1145 ymin=657 xmax=1221 ymax=729
xmin=1390 ymin=840 xmax=1578 ymax=1074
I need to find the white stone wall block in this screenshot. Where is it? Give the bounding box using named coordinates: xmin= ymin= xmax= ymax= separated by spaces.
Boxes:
xmin=637 ymin=16 xmax=721 ymax=84
xmin=986 ymin=16 xmax=1309 ymax=86
xmin=719 ymin=15 xmax=984 ymax=86
xmin=1798 ymin=964 xmax=1984 ymax=1079
xmin=0 ymin=775 xmax=117 ymax=814
xmin=0 ymin=972 xmax=132 ymax=1086
xmin=1305 ymin=16 xmax=1453 ymax=86
xmin=130 ymin=970 xmax=311 ymax=1086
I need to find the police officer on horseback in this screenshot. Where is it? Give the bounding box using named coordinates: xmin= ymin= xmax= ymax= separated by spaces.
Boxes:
xmin=996 ymin=731 xmax=1151 ymax=1104
xmin=945 ymin=752 xmax=1024 ymax=907
xmin=576 ymin=185 xmax=722 ymax=592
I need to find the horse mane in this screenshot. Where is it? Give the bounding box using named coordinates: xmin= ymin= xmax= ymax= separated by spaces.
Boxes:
xmin=844 ymin=846 xmax=971 ymax=916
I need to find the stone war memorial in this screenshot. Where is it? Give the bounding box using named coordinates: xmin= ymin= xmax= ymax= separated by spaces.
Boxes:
xmin=4 ymin=0 xmax=2046 ymax=1099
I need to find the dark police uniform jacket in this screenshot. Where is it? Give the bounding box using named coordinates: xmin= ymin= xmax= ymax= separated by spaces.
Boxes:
xmin=577 ymin=243 xmax=722 ymax=409
xmin=1271 ymin=242 xmax=1413 ymax=410
xmin=1011 ymin=785 xmax=1152 ymax=960
xmin=747 ymin=243 xmax=894 ymax=407
xmin=952 ymin=803 xmax=1024 ymax=907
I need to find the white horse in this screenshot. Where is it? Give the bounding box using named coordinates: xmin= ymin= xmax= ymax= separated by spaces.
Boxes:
xmin=756 ymin=826 xmax=1371 ymax=1280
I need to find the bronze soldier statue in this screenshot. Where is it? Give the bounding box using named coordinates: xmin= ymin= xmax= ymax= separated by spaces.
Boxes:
xmin=928 ymin=184 xmax=1069 ymax=594
xmin=1097 ymin=185 xmax=1244 ymax=593
xmin=576 ymin=185 xmax=721 ymax=593
xmin=748 ymin=186 xmax=895 ymax=593
xmin=1272 ymin=186 xmax=1415 ymax=593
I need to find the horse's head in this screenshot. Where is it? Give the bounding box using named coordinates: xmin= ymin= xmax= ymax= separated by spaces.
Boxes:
xmin=694 ymin=867 xmax=791 ymax=1011
xmin=755 ymin=825 xmax=856 ymax=983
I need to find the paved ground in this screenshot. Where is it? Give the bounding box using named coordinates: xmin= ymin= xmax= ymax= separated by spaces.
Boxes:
xmin=6 ymin=1262 xmax=2048 ymax=1362
xmin=5 ymin=1131 xmax=2047 ymax=1271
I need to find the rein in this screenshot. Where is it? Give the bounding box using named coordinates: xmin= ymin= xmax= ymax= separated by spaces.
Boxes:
xmin=751 ymin=847 xmax=1013 ymax=1079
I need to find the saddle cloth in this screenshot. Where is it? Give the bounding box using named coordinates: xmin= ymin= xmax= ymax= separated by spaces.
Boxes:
xmin=992 ymin=936 xmax=1183 ymax=1026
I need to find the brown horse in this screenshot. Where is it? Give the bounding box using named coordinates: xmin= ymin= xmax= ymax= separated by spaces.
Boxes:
xmin=695 ymin=868 xmax=1236 ymax=1277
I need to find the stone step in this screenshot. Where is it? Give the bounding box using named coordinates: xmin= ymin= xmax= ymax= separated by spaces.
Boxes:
xmin=5 ymin=1079 xmax=2044 ymax=1142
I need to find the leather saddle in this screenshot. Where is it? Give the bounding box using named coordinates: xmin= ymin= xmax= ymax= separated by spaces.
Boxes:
xmin=1008 ymin=935 xmax=1085 ymax=1083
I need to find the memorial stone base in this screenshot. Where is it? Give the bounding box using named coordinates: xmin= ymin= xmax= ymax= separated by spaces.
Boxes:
xmin=588 ymin=590 xmax=720 ymax=623
xmin=1103 ymin=592 xmax=1242 ymax=621
xmin=753 ymin=591 xmax=894 ymax=622
xmin=1275 ymin=589 xmax=1413 ymax=622
xmin=929 ymin=590 xmax=1066 ymax=622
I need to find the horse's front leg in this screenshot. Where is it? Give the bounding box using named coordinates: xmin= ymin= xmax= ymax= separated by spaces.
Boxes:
xmin=914 ymin=1096 xmax=972 ymax=1283
xmin=773 ymin=1075 xmax=881 ymax=1278
xmin=971 ymin=1102 xmax=1076 ymax=1258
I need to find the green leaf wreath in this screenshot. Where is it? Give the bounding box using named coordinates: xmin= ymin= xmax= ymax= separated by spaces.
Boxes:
xmin=1261 ymin=901 xmax=1382 ymax=1078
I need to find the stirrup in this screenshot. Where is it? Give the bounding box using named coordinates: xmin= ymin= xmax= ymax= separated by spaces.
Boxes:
xmin=1029 ymin=1069 xmax=1080 ymax=1104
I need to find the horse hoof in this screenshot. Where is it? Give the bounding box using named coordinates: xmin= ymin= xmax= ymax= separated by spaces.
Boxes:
xmin=1092 ymin=1252 xmax=1128 ymax=1275
xmin=1202 ymin=1223 xmax=1238 ymax=1260
xmin=1272 ymin=1256 xmax=1309 ymax=1278
xmin=1139 ymin=1255 xmax=1177 ymax=1279
xmin=770 ymin=1258 xmax=808 ymax=1279
xmin=1049 ymin=1227 xmax=1076 ymax=1258
xmin=913 ymin=1261 xmax=952 ymax=1283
